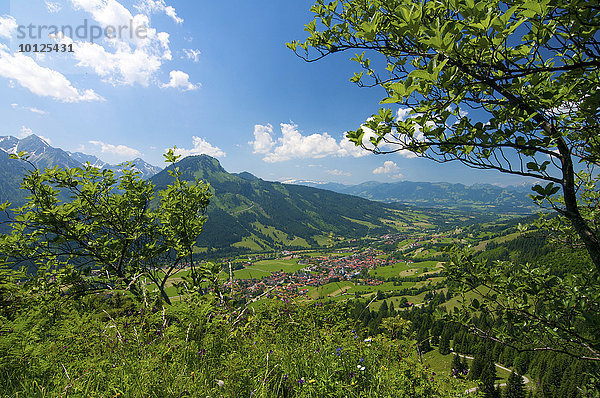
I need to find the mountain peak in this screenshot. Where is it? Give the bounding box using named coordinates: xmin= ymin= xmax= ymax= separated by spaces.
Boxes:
xmin=234 ymin=171 xmax=260 ymax=181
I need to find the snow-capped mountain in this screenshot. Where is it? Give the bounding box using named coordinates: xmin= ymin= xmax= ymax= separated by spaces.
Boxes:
xmin=67 ymin=151 xmax=110 ymax=169
xmin=0 ymin=135 xmax=82 ymax=169
xmin=0 ymin=134 xmax=162 ymax=179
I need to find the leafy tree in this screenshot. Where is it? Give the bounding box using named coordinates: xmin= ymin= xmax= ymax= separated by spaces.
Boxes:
xmin=0 ymin=149 xmax=215 ymax=305
xmin=504 ymin=371 xmax=526 ymax=398
xmin=290 ymin=0 xmax=600 ymax=266
xmin=291 ymin=0 xmax=600 ymax=362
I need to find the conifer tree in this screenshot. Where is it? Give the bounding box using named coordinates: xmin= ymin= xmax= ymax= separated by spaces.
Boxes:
xmin=439 ymin=329 xmax=451 ymax=355
xmin=480 ymin=361 xmax=500 ymax=398
xmin=504 ymin=371 xmax=526 ymax=398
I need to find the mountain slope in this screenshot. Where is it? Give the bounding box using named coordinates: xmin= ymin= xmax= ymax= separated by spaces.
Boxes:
xmin=151 ymin=155 xmax=436 ymax=252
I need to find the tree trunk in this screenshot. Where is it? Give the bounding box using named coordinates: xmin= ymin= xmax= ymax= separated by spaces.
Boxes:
xmin=557 ymin=138 xmax=600 ymax=271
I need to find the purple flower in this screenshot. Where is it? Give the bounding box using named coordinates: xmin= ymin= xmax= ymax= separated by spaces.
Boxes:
xmin=283 ymin=374 xmax=288 ymax=381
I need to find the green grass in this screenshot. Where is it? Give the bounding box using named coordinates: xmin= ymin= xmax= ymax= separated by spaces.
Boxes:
xmin=233 ymin=268 xmax=272 ymax=279
xmin=232 ymin=259 xmax=306 ymax=280
xmin=233 ymin=235 xmax=266 ymax=251
xmin=442 ymin=287 xmax=492 ymax=311
xmin=307 ymin=281 xmax=355 ymax=299
xmin=423 ymin=348 xmax=512 ymax=386
xmin=341 ymin=216 xmax=379 ymax=229
xmin=347 ymin=282 xmax=416 ymax=297
xmin=369 ymin=261 xmax=441 ymax=279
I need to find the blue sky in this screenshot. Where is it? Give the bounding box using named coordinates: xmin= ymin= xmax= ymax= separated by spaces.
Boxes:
xmin=0 ymin=0 xmax=530 ymax=186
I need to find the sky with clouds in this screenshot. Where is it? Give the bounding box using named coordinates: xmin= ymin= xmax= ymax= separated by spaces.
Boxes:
xmin=0 ymin=0 xmax=530 ymax=186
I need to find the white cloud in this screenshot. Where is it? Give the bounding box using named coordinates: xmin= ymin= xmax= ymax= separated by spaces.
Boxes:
xmin=89 ymin=140 xmax=142 ymax=158
xmin=161 ymin=70 xmax=199 ymax=91
xmin=0 ymin=44 xmax=104 ymax=102
xmin=183 ymin=48 xmax=201 ymax=62
xmin=18 ymin=126 xmax=34 ymax=138
xmin=45 ymin=1 xmax=63 ymax=13
xmin=67 ymin=0 xmax=176 ymax=86
xmin=18 ymin=126 xmax=52 ymax=144
xmin=173 ymin=136 xmax=226 ymax=158
xmin=164 ymin=6 xmax=183 ymax=24
xmin=326 ymin=169 xmax=351 ymax=177
xmin=11 ymin=103 xmax=49 ymax=115
xmin=373 ymin=161 xmax=400 ymax=175
xmin=250 ymin=124 xmax=275 ymax=154
xmin=135 ymin=0 xmax=183 ymax=24
xmin=250 ymin=123 xmax=371 ymax=163
xmin=396 ymin=108 xmax=412 ymax=121
xmin=73 ymin=40 xmax=165 ymax=86
xmin=0 ymin=15 xmax=17 ymax=39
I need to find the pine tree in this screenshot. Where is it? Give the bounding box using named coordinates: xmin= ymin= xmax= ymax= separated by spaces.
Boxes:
xmin=439 ymin=329 xmax=451 ymax=355
xmin=480 ymin=361 xmax=500 ymax=398
xmin=379 ymin=300 xmax=389 ymax=318
xmin=504 ymin=371 xmax=526 ymax=398
xmin=469 ymin=344 xmax=486 ymax=380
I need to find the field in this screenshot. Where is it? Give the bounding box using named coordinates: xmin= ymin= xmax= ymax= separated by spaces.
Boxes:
xmin=233 ymin=259 xmax=305 ymax=279
xmin=369 ymin=260 xmax=440 ymax=279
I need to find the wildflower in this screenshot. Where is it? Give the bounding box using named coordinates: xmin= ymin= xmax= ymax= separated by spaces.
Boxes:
xmin=216 ymin=379 xmax=224 ymax=387
xmin=309 ymin=379 xmax=315 ymax=384
xmin=283 ymin=374 xmax=288 ymax=381
xmin=360 ymin=358 xmax=364 ymax=362
xmin=357 ymin=365 xmax=365 ymax=371
xmin=298 ymin=378 xmax=305 ymax=385
xmin=191 ymin=372 xmax=195 ymax=377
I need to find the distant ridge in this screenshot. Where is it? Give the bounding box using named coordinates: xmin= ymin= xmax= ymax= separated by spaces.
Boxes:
xmin=298 ymin=180 xmax=536 ymax=213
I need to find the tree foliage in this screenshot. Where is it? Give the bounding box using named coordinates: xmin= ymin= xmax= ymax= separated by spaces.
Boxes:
xmin=291 ymin=0 xmax=600 ymax=362
xmin=290 ymin=0 xmax=600 ymax=269
xmin=0 ymin=149 xmax=213 ymax=304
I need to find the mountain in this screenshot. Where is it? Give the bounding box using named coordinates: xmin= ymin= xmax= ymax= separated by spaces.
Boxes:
xmin=299 ymin=180 xmax=536 ymax=214
xmin=150 ymin=155 xmax=464 ymax=254
xmin=111 ymin=158 xmax=163 ymax=180
xmin=67 ymin=151 xmax=109 ymax=169
xmin=0 ymin=135 xmax=162 ymax=190
xmin=0 ymin=149 xmax=31 ymax=206
xmin=0 ymin=135 xmax=82 ymax=170
xmin=0 ymin=137 xmax=496 ymax=252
